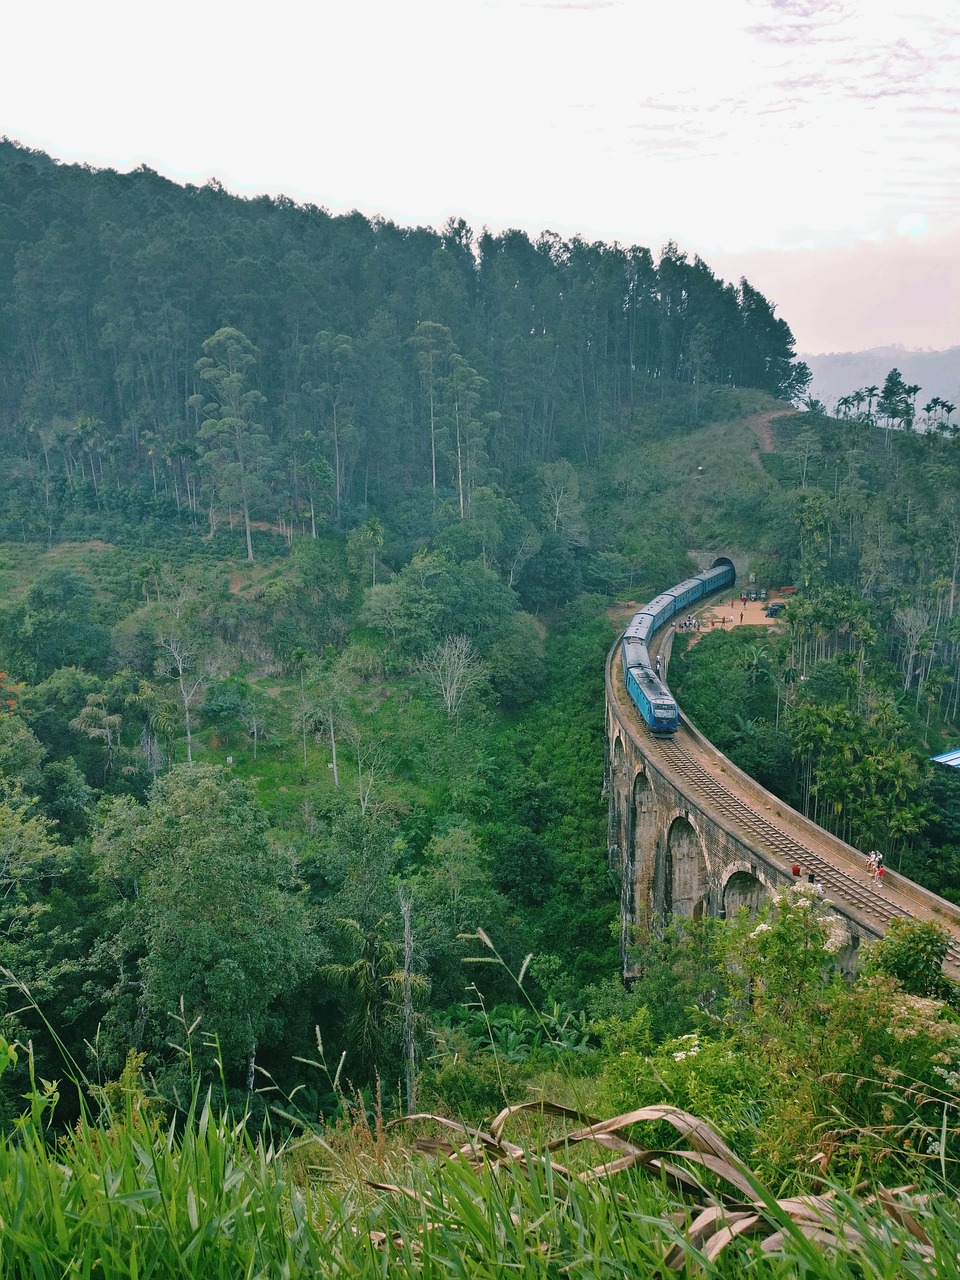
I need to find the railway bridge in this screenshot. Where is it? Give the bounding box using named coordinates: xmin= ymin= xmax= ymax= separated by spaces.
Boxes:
xmin=606 ymin=623 xmax=960 ymax=980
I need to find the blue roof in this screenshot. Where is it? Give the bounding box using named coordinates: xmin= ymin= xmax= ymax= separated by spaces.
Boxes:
xmin=932 ymin=748 xmax=960 ymax=769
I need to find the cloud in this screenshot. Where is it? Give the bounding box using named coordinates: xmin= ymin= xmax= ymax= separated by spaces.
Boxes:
xmin=523 ymin=0 xmax=617 ymax=7
xmin=632 ymin=99 xmax=695 ymax=114
xmin=746 ymin=23 xmax=844 ymax=44
xmin=766 ymin=0 xmax=848 ymax=15
xmin=750 ymin=0 xmax=850 ymax=23
xmin=746 ymin=0 xmax=851 ymax=45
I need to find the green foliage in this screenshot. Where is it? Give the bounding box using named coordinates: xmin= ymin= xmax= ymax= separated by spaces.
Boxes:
xmin=0 ymin=570 xmax=111 ymax=681
xmin=620 ymin=916 xmax=729 ymax=1043
xmin=862 ymin=918 xmax=960 ymax=1004
xmin=320 ymin=915 xmax=415 ymax=1086
xmin=407 ymin=826 xmax=513 ymax=1007
xmin=595 ymin=1027 xmax=767 ymax=1152
xmin=0 ymin=142 xmax=807 ymax=552
xmin=6 ymin=139 xmax=960 ymax=1213
xmin=476 ymin=611 xmax=619 ymax=991
xmin=90 ymin=765 xmax=315 ymax=1083
xmin=0 ymin=715 xmax=45 ymax=799
xmin=587 ymin=890 xmax=960 ymax=1185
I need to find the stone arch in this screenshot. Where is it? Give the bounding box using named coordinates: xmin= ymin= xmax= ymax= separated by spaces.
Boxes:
xmin=616 ymin=765 xmax=658 ymax=977
xmin=662 ymin=814 xmax=708 ymax=920
xmin=631 ymin=769 xmax=656 ymax=897
xmin=607 ymin=734 xmax=627 ymax=850
xmin=833 ymin=930 xmax=860 ymax=977
xmin=710 ymin=554 xmax=737 ymax=576
xmin=722 ymin=868 xmax=767 ymax=918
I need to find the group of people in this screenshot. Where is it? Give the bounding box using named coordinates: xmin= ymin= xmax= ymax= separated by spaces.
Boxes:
xmin=866 ymin=850 xmax=885 ymax=886
xmin=678 ymin=616 xmax=702 ymax=632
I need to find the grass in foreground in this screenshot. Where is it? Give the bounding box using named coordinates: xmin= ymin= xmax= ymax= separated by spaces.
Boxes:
xmin=0 ymin=1037 xmax=952 ymax=1278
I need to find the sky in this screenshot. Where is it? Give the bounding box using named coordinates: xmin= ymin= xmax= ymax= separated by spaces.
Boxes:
xmin=4 ymin=0 xmax=959 ymax=354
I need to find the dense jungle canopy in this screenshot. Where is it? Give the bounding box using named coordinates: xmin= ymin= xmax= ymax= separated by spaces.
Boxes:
xmin=6 ymin=140 xmax=960 ymax=1246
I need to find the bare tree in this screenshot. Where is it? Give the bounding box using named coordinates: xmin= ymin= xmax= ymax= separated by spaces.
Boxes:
xmin=343 ymin=723 xmax=390 ymax=817
xmin=418 ymin=635 xmax=488 ymax=720
xmin=506 ymin=526 xmax=542 ymax=589
xmin=540 ymin=459 xmax=587 ymax=539
xmin=894 ymin=606 xmax=931 ymax=693
xmin=239 ymin=691 xmax=273 ymax=761
xmin=156 ymin=634 xmax=224 ymax=764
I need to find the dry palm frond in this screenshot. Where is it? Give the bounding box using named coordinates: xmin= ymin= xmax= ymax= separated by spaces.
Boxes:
xmin=380 ymin=1101 xmax=942 ymax=1269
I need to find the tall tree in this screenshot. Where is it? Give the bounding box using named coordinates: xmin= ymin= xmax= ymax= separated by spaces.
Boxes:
xmin=302 ymin=332 xmax=359 ymax=523
xmin=409 ymin=321 xmax=454 ymax=499
xmin=194 ymin=327 xmax=269 ymax=562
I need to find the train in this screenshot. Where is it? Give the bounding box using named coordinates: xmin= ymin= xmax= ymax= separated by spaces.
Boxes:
xmin=621 ymin=560 xmax=736 ymax=735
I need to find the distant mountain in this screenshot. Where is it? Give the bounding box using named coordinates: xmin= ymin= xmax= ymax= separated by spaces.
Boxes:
xmin=802 ymin=346 xmax=960 ymax=412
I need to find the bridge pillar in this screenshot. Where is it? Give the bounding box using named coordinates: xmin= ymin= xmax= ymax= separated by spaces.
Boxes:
xmin=662 ymin=811 xmax=710 ymax=919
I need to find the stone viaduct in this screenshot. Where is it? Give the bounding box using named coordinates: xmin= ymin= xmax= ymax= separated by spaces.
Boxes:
xmin=605 ymin=610 xmax=960 ymax=979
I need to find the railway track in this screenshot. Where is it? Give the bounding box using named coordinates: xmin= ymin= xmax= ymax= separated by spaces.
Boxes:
xmin=656 ymin=728 xmax=960 ymax=970
xmin=612 ymin=624 xmax=960 ymax=977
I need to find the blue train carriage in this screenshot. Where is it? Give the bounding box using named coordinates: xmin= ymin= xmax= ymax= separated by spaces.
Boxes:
xmin=697 ymin=563 xmax=735 ymax=595
xmin=642 ymin=592 xmax=681 ymax=630
xmin=619 ymin=559 xmax=736 ymax=735
xmin=625 ymin=662 xmax=679 ymax=734
xmin=664 ymin=576 xmax=709 ymax=611
xmin=621 ymin=609 xmax=653 ymax=672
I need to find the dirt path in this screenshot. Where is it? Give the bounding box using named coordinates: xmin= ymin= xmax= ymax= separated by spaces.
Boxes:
xmin=748 ymin=408 xmax=797 ymax=459
xmin=747 ymin=407 xmax=798 ymax=468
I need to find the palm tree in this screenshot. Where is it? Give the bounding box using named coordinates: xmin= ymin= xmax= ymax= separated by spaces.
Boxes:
xmin=360 ymin=517 xmax=385 ymax=586
xmin=942 ymin=403 xmax=957 ymax=441
xmin=321 ymin=916 xmax=426 ymax=1085
xmin=739 ymin=643 xmax=771 ymax=686
xmin=69 ymin=692 xmax=123 ymax=785
xmin=291 ymin=646 xmax=312 ymax=767
xmin=922 ymin=397 xmax=942 ymax=427
xmin=125 ymin=679 xmax=180 ymax=777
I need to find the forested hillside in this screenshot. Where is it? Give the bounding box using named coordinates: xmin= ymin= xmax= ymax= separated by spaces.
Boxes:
xmin=0 ymin=137 xmax=809 ymax=552
xmin=0 ymin=140 xmax=809 ymax=1114
xmin=6 ymin=141 xmax=960 ymax=1273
